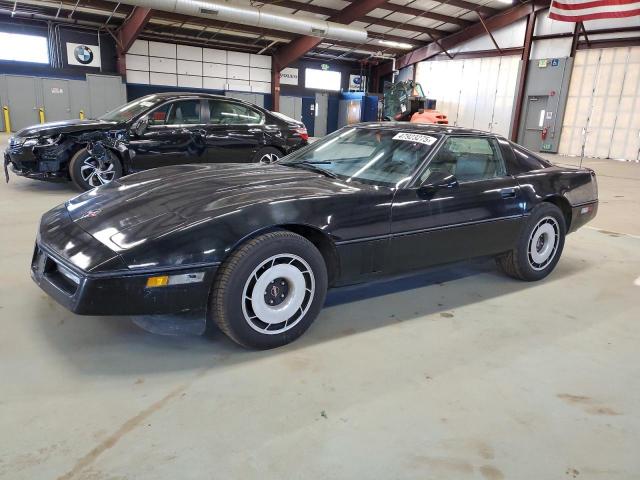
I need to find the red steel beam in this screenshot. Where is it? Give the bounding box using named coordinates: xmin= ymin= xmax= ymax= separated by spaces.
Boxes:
xmin=395 ymin=0 xmax=550 ymax=69
xmin=116 ymin=6 xmax=152 ymax=74
xmin=510 ymin=11 xmax=536 ymax=141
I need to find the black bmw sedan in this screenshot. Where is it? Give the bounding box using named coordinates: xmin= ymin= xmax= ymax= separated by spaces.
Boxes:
xmin=31 ymin=123 xmax=597 ymax=349
xmin=4 ymin=92 xmax=308 ymax=190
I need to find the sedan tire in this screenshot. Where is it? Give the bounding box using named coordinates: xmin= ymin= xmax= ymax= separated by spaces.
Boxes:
xmin=69 ymin=147 xmax=123 ymax=191
xmin=254 ymin=146 xmax=282 ymax=164
xmin=497 ymin=203 xmax=566 ymax=281
xmin=208 ymin=231 xmax=328 ymax=349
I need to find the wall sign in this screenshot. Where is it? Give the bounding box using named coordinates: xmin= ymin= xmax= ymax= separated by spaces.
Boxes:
xmin=538 ymin=59 xmax=548 ymax=68
xmin=280 ymin=67 xmax=299 ymax=85
xmin=348 ymin=74 xmax=367 ymax=92
xmin=66 ymin=43 xmax=101 ymax=68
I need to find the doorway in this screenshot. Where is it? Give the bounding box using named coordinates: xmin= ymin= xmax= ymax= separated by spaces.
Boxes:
xmin=522 ymin=95 xmax=549 ymax=152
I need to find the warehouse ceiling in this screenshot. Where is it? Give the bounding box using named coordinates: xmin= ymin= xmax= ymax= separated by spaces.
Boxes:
xmin=0 ymin=0 xmax=519 ymax=63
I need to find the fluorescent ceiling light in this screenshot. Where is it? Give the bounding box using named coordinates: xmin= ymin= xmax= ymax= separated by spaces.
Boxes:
xmin=378 ymin=39 xmax=413 ymax=49
xmin=494 ymin=0 xmax=513 ymax=3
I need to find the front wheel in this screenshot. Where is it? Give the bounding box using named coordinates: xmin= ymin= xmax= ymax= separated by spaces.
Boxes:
xmin=254 ymin=146 xmax=282 ymax=164
xmin=69 ymin=147 xmax=122 ymax=190
xmin=208 ymin=231 xmax=328 ymax=349
xmin=497 ymin=203 xmax=566 ymax=281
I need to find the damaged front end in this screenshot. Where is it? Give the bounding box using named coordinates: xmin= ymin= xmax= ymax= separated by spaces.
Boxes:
xmin=4 ymin=129 xmax=129 ymax=184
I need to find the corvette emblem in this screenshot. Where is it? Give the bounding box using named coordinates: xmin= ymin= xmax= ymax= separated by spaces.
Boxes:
xmin=270 ymin=285 xmax=280 ymax=297
xmin=81 ymin=209 xmax=101 ymax=219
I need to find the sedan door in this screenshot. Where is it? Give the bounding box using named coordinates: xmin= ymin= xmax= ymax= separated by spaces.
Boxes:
xmin=201 ymin=99 xmax=265 ymax=163
xmin=127 ymin=98 xmax=208 ymax=172
xmin=388 ymin=135 xmax=524 ymax=274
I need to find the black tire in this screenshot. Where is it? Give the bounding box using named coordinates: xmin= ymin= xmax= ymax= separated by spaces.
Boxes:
xmin=496 ymin=203 xmax=566 ymax=281
xmin=69 ymin=147 xmax=123 ymax=191
xmin=254 ymin=146 xmax=283 ymax=164
xmin=208 ymin=231 xmax=328 ymax=349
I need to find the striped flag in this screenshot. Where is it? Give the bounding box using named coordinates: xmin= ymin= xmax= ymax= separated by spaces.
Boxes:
xmin=549 ymin=0 xmax=640 ymax=21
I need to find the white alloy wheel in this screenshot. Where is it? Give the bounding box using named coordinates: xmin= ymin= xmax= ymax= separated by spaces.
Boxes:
xmin=259 ymin=152 xmax=280 ymax=164
xmin=80 ymin=155 xmax=117 ymax=187
xmin=241 ymin=253 xmax=315 ymax=334
xmin=527 ymin=216 xmax=560 ymax=271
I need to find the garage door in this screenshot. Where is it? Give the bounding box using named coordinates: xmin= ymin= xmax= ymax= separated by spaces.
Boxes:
xmin=415 ymin=55 xmax=519 ymax=138
xmin=559 ymin=47 xmax=640 ymax=161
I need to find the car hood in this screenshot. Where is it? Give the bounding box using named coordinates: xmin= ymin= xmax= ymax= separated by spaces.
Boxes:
xmin=65 ymin=163 xmax=348 ymax=253
xmin=16 ymin=119 xmax=121 ymax=137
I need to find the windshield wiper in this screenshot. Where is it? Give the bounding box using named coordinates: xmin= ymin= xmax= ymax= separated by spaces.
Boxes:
xmin=286 ymin=161 xmax=337 ymax=179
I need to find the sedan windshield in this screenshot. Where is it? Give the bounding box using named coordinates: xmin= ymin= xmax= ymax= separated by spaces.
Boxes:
xmin=281 ymin=127 xmax=439 ymax=187
xmin=99 ymin=95 xmax=165 ymax=123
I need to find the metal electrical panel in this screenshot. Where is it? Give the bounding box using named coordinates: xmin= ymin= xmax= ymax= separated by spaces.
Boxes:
xmin=517 ymin=57 xmax=573 ymax=153
xmin=314 ymin=92 xmax=329 ymax=137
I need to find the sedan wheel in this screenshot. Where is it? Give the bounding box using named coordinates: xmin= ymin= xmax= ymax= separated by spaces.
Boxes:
xmin=208 ymin=231 xmax=328 ymax=349
xmin=69 ymin=147 xmax=123 ymax=191
xmin=80 ymin=156 xmax=117 ymax=187
xmin=254 ymin=147 xmax=282 ymax=164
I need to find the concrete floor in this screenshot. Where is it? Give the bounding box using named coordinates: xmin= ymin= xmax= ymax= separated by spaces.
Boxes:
xmin=1 ymin=135 xmax=639 ymax=479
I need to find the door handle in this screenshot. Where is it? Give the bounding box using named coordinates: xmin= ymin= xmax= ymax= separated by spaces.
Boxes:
xmin=248 ymin=128 xmax=262 ymax=133
xmin=501 ymin=188 xmax=517 ymax=198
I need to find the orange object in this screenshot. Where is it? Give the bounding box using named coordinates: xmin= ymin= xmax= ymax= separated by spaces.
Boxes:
xmin=410 ymin=109 xmax=449 ymax=125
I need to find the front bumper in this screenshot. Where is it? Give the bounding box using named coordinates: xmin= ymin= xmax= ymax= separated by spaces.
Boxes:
xmin=4 ymin=143 xmax=70 ymax=183
xmin=31 ymin=243 xmax=218 ymax=316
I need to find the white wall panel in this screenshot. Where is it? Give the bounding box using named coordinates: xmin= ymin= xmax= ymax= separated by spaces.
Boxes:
xmin=250 ymin=54 xmax=271 ymax=69
xmin=227 ymin=51 xmax=250 ymax=66
xmin=203 ymin=77 xmax=226 ymax=90
xmin=126 ymin=70 xmax=149 ymax=84
xmin=177 ymin=45 xmax=202 ymax=61
xmin=228 ymin=65 xmax=250 ymax=81
xmin=252 ymin=82 xmax=271 ymax=93
xmin=149 ymin=57 xmax=176 ymax=74
xmin=250 ymin=67 xmax=271 ymax=83
xmin=203 ymin=48 xmax=226 ymax=63
xmin=126 ymin=42 xmax=271 ymax=95
xmin=150 ymin=72 xmax=177 ymax=87
xmin=128 ymin=40 xmax=149 ymax=56
xmin=559 ymin=46 xmax=640 ymax=161
xmin=415 ymin=55 xmax=518 ymax=137
xmin=203 ymin=63 xmax=227 ymax=78
xmin=149 ymin=41 xmax=176 ymax=58
xmin=177 ymin=59 xmax=202 ymax=76
xmin=178 ymin=75 xmax=203 ymax=88
xmin=125 ymin=54 xmax=149 ymax=71
xmin=228 ymin=80 xmax=251 ymax=92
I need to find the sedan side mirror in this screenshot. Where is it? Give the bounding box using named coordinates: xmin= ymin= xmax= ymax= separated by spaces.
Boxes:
xmin=132 ymin=117 xmax=149 ymax=136
xmin=418 ymin=171 xmax=458 ymax=196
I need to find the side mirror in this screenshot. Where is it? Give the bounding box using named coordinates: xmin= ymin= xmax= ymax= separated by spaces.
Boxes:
xmin=418 ymin=171 xmax=458 ymax=197
xmin=132 ymin=117 xmax=149 ymax=136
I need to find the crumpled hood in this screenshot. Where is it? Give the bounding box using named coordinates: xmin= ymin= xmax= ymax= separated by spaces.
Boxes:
xmin=66 ymin=163 xmax=343 ymax=252
xmin=16 ymin=119 xmax=120 ymax=137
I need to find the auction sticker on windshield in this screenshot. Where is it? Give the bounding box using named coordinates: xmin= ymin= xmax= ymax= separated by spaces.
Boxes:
xmin=392 ymin=132 xmax=438 ymax=146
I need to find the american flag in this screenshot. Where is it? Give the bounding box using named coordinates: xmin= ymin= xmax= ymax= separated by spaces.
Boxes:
xmin=549 ymin=0 xmax=640 ymax=21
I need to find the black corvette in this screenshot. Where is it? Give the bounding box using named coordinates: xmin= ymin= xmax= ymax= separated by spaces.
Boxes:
xmin=5 ymin=92 xmax=307 ymax=190
xmin=32 ymin=123 xmax=598 ymax=349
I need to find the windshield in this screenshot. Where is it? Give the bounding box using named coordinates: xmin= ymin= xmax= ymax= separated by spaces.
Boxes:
xmin=99 ymin=95 xmax=165 ymax=122
xmin=281 ymin=127 xmax=439 ymax=187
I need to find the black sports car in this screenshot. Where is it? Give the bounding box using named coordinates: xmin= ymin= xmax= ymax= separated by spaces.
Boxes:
xmin=31 ymin=123 xmax=598 ymax=349
xmin=5 ymin=92 xmax=308 ymax=190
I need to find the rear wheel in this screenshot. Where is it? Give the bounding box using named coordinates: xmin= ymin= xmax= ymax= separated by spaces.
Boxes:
xmin=208 ymin=231 xmax=328 ymax=349
xmin=254 ymin=146 xmax=282 ymax=164
xmin=69 ymin=147 xmax=122 ymax=190
xmin=497 ymin=203 xmax=566 ymax=281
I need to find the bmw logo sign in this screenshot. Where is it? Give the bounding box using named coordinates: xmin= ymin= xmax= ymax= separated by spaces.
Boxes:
xmin=74 ymin=45 xmax=94 ymax=65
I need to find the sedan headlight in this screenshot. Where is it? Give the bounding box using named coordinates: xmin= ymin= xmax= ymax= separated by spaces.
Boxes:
xmin=23 ymin=135 xmax=61 ymax=147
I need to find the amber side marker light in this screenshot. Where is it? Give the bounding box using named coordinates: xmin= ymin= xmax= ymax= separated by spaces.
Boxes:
xmin=146 ymin=276 xmax=169 ymax=288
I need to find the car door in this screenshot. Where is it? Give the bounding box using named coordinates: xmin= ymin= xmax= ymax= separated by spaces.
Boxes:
xmin=127 ymin=98 xmax=207 ymax=172
xmin=201 ymin=99 xmax=264 ymax=163
xmin=388 ymin=135 xmax=524 ymax=274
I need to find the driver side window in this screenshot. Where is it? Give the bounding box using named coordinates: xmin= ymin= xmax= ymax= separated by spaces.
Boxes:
xmin=147 ymin=100 xmax=202 ymax=126
xmin=420 ymin=136 xmax=506 ymax=184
